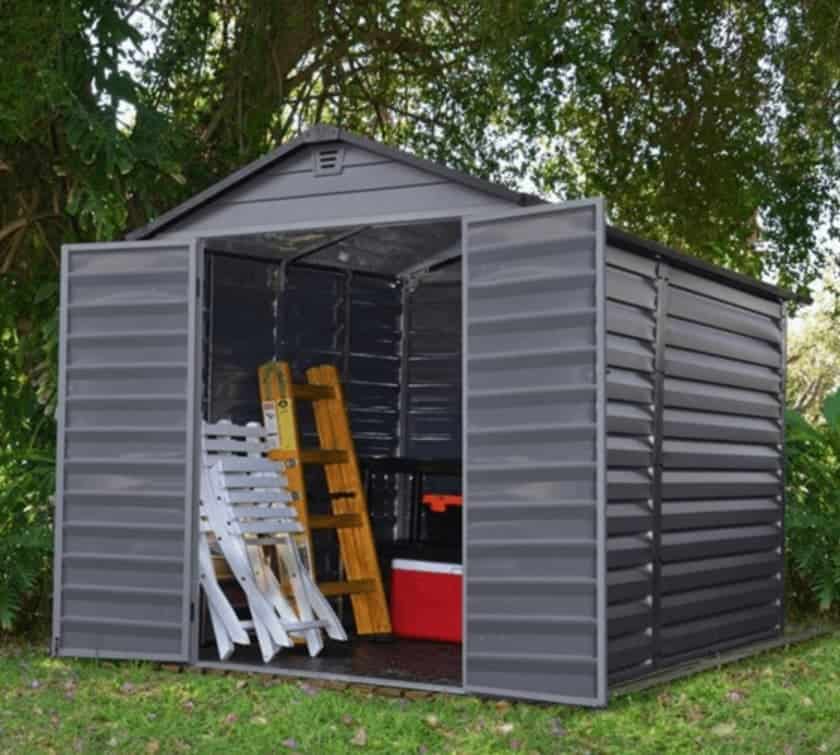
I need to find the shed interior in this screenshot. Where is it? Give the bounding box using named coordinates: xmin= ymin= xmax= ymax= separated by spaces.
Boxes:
xmin=199 ymin=219 xmax=468 ymax=688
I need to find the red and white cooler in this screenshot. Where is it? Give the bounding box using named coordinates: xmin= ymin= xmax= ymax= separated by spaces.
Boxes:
xmin=390 ymin=559 xmax=462 ymax=643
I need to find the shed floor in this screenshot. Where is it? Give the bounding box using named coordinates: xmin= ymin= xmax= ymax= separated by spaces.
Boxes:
xmin=198 ymin=637 xmax=462 ymax=688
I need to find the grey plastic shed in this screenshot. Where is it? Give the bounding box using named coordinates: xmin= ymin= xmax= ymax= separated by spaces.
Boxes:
xmin=52 ymin=125 xmax=790 ymax=706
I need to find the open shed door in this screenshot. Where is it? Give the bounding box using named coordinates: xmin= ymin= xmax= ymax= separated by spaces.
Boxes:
xmin=53 ymin=240 xmax=202 ymax=662
xmin=463 ymin=201 xmax=607 ymax=705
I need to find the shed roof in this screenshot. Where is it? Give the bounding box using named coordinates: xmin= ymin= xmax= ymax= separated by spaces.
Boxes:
xmin=127 ymin=124 xmax=540 ymax=242
xmin=127 ymin=124 xmax=794 ymax=302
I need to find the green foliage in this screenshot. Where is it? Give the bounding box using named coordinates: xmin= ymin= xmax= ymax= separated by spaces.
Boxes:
xmin=514 ymin=1 xmax=840 ymax=297
xmin=787 ymin=265 xmax=840 ymax=422
xmin=0 ymin=479 xmax=54 ymax=630
xmin=0 ymin=1 xmax=839 ymax=631
xmin=785 ymin=390 xmax=840 ymax=613
xmin=0 ymin=265 xmax=58 ymax=631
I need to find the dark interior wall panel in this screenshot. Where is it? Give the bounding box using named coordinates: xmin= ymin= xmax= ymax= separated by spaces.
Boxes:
xmin=405 ymin=279 xmax=462 ymax=460
xmin=604 ymin=245 xmax=657 ymax=682
xmin=206 ymin=252 xmax=402 ymax=553
xmin=656 ymin=265 xmax=784 ymax=663
xmin=207 ymin=253 xmax=400 ymax=455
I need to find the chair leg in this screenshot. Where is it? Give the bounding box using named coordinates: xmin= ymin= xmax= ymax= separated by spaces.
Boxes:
xmin=246 ymin=541 xmax=322 ymax=654
xmin=198 ymin=534 xmax=249 ymax=648
xmin=274 ymin=538 xmax=324 ymax=656
xmin=202 ymin=469 xmax=292 ymax=660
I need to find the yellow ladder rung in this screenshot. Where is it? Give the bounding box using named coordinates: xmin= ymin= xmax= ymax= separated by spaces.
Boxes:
xmin=291 ymin=384 xmax=335 ymax=401
xmin=319 ymin=579 xmax=377 ymax=597
xmin=309 ymin=513 xmax=362 ymax=530
xmin=299 ymin=449 xmax=349 ymax=465
xmin=266 ymin=449 xmax=348 ymax=465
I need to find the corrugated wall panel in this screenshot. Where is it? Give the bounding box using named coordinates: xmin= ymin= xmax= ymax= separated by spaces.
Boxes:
xmin=604 ymin=242 xmax=786 ymax=683
xmin=54 ymin=241 xmax=199 ymax=661
xmin=657 ymin=265 xmax=784 ymax=664
xmin=604 ymin=244 xmax=657 ymax=682
xmin=464 ymin=201 xmax=606 ymax=706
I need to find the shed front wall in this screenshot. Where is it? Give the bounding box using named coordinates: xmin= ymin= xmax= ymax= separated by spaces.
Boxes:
xmin=150 ymin=142 xmax=516 ymax=240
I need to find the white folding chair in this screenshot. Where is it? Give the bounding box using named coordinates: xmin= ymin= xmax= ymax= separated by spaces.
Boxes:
xmin=201 ymin=420 xmax=346 ymax=661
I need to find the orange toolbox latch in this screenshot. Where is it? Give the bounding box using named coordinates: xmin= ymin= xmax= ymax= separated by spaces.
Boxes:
xmin=421 ymin=494 xmax=463 ymax=513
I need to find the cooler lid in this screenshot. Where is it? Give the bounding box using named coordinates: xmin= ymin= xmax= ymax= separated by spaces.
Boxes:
xmin=392 ymin=559 xmax=463 ymax=575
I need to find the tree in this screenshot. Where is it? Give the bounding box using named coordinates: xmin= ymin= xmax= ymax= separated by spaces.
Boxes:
xmin=505 ymin=1 xmax=840 ymax=298
xmin=787 ymin=263 xmax=840 ymax=422
xmin=1 ymin=0 xmax=839 ymax=628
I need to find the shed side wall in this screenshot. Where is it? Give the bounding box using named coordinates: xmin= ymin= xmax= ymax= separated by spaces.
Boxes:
xmin=606 ymin=242 xmax=785 ymax=682
xmin=657 ymin=265 xmax=784 ymax=662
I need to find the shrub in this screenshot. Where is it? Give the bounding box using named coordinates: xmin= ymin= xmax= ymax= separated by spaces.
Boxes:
xmin=785 ymin=390 xmax=840 ymax=614
xmin=0 ymin=278 xmax=57 ymax=633
xmin=0 ymin=452 xmax=54 ymax=630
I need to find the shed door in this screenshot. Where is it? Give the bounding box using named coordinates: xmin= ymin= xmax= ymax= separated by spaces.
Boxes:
xmin=463 ymin=201 xmax=607 ymax=705
xmin=53 ymin=240 xmax=202 ymax=662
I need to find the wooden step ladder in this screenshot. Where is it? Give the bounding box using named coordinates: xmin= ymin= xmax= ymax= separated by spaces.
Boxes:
xmin=257 ymin=361 xmax=391 ymax=635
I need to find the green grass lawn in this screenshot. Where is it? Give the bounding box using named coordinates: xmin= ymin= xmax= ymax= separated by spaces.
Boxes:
xmin=2 ymin=632 xmax=840 ymax=754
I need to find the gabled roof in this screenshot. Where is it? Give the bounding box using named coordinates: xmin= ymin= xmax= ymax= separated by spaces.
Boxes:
xmin=127 ymin=124 xmax=541 ymax=240
xmin=126 ymin=124 xmax=795 ymax=302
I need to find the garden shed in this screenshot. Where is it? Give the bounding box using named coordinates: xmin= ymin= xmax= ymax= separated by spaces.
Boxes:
xmin=52 ymin=125 xmax=790 ymax=706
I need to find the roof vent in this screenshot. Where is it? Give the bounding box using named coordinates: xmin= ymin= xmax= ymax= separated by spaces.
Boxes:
xmin=313 ymin=146 xmax=345 ymax=176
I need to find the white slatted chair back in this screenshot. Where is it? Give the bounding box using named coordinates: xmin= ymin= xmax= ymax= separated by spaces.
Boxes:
xmin=203 ymin=420 xmax=301 ymax=542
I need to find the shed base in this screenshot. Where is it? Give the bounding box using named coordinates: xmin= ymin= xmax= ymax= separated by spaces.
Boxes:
xmin=611 ymin=625 xmax=829 ymax=696
xmin=197 ymin=637 xmax=462 ymax=691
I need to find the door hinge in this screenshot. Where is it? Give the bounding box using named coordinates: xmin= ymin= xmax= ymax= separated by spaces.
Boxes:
xmin=52 ymin=635 xmax=61 ymax=655
xmin=190 ymin=601 xmax=196 ymax=623
xmin=196 ymin=277 xmax=201 ymax=299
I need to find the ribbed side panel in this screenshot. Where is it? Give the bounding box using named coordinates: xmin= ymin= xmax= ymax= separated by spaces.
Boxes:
xmin=464 ymin=202 xmax=606 ymax=706
xmin=658 ymin=267 xmax=784 ymax=663
xmin=55 ymin=242 xmax=197 ymax=661
xmin=605 ymin=245 xmax=656 ymax=681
